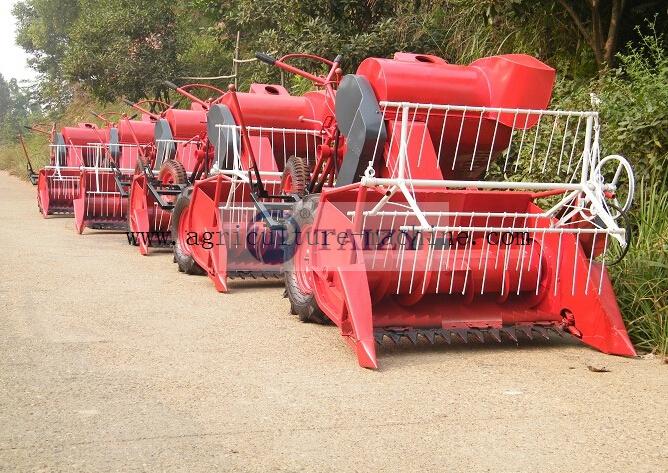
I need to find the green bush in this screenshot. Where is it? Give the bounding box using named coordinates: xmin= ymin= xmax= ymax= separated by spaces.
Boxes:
xmin=596 ymin=29 xmax=668 ymax=178
xmin=592 ymin=28 xmax=668 ymax=355
xmin=611 ymin=179 xmax=668 ymax=355
xmin=550 ymin=26 xmax=668 ymax=180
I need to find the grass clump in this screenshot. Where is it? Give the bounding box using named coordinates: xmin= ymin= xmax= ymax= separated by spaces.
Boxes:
xmin=611 ymin=179 xmax=668 ymax=356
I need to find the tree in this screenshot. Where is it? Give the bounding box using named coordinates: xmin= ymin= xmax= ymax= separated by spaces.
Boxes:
xmin=0 ymin=75 xmax=42 ymax=143
xmin=556 ymin=0 xmax=640 ymax=68
xmin=63 ymin=0 xmax=179 ymax=102
xmin=0 ymin=75 xmax=11 ymax=124
xmin=10 ymin=0 xmax=668 ymax=106
xmin=13 ymin=0 xmax=80 ymax=108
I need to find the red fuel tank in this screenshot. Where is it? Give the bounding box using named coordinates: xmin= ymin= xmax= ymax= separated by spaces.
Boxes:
xmin=218 ymin=89 xmax=325 ymax=130
xmin=357 ymin=52 xmax=555 ymax=120
xmin=248 ymin=83 xmax=290 ymax=96
xmin=61 ymin=125 xmax=108 ymax=146
xmin=117 ymin=119 xmax=155 ymax=144
xmin=164 ymin=108 xmax=208 ymax=140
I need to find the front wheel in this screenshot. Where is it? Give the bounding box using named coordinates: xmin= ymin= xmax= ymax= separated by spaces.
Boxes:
xmin=171 ymin=187 xmax=206 ymax=275
xmin=284 ymin=194 xmax=329 ymax=324
xmin=159 ymin=159 xmax=187 ymax=185
xmin=281 ymin=156 xmax=309 ymax=196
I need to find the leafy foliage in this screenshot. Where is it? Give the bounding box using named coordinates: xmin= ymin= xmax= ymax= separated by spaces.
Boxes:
xmin=63 ymin=0 xmax=179 ymax=102
xmin=611 ymin=178 xmax=668 ymax=356
xmin=13 ymin=0 xmax=80 ymax=109
xmin=596 ymin=29 xmax=668 ymax=174
xmin=0 ymin=76 xmax=11 ymax=125
xmin=0 ymin=74 xmax=41 ymax=143
xmin=546 ymin=24 xmax=668 ymax=179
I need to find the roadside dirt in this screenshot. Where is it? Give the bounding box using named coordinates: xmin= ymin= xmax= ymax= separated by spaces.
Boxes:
xmin=0 ymin=171 xmax=666 ymax=472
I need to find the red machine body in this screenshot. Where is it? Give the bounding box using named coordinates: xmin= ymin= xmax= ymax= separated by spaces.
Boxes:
xmin=60 ymin=123 xmax=110 ymax=165
xmin=357 ymin=53 xmax=554 ymax=180
xmin=164 ymin=108 xmax=207 ymax=140
xmin=217 ymin=86 xmax=326 ymax=171
xmin=284 ymin=52 xmax=635 ymax=368
xmin=128 ymin=98 xmax=215 ymax=255
xmin=176 ymin=84 xmax=327 ymax=289
xmin=222 ymin=88 xmax=325 ymax=133
xmin=37 ymin=123 xmax=108 ymax=217
xmin=116 ymin=118 xmax=155 ymax=165
xmin=161 ymin=106 xmax=208 ymax=172
xmin=73 ymin=114 xmax=156 ymax=233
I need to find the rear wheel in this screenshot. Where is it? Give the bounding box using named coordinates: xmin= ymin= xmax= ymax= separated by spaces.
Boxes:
xmin=284 ymin=194 xmax=329 ymax=324
xmin=171 ymin=187 xmax=206 ymax=275
xmin=281 ymin=156 xmax=309 ymax=195
xmin=36 ymin=191 xmax=43 ymax=215
xmin=158 ymin=159 xmax=187 ymax=185
xmin=126 ymin=180 xmax=138 ymax=246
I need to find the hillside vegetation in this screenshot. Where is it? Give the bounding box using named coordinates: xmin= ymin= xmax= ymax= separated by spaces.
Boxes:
xmin=0 ymin=0 xmax=666 ymax=355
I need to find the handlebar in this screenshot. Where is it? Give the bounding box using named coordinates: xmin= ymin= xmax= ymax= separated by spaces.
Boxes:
xmin=164 ymin=80 xmax=179 ymax=91
xmin=90 ymin=111 xmax=124 ymax=124
xmin=134 ymin=99 xmax=172 ymax=110
xmin=162 ymin=81 xmax=226 ymax=108
xmin=122 ymin=98 xmax=171 ymax=120
xmin=255 ymin=52 xmax=276 ymax=65
xmin=279 ymin=53 xmax=335 ymax=67
xmin=23 ymin=125 xmax=52 ymax=136
xmin=90 ymin=111 xmax=106 ymax=123
xmin=254 ymin=52 xmax=343 ymax=88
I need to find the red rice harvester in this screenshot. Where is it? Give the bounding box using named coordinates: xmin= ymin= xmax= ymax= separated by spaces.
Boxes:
xmin=72 ymin=104 xmax=167 ymax=233
xmin=127 ymin=83 xmax=228 ymax=255
xmin=36 ymin=122 xmax=110 ymax=217
xmin=171 ymin=57 xmax=336 ymax=287
xmin=255 ymin=52 xmax=635 ymax=368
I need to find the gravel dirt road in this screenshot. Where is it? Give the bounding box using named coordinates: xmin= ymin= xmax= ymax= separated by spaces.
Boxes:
xmin=0 ymin=171 xmax=666 ymax=472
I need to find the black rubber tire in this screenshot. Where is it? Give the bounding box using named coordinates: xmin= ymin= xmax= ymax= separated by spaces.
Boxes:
xmin=284 ymin=194 xmax=329 ymax=324
xmin=36 ymin=190 xmax=43 ymax=215
xmin=283 ymin=288 xmax=298 ymax=315
xmin=281 ymin=156 xmax=309 ymax=196
xmin=158 ymin=159 xmax=187 ymax=184
xmin=171 ymin=186 xmax=206 ymax=275
xmin=127 ymin=158 xmax=151 ymax=246
xmin=126 ymin=181 xmax=138 ymax=246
